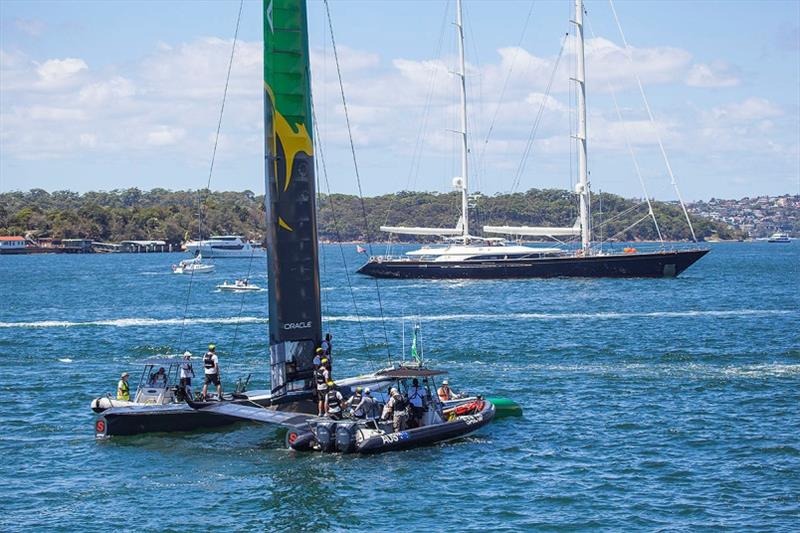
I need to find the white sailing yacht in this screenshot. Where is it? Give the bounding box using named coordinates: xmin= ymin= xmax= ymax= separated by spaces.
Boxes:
xmin=358 ymin=0 xmax=708 ymax=279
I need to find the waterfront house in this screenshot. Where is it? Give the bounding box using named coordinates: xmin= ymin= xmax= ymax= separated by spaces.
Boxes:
xmin=0 ymin=236 xmax=27 ymax=253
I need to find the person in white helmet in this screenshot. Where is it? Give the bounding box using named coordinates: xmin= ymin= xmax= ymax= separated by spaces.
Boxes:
xmin=381 ymin=387 xmax=409 ymax=432
xmin=437 ymin=379 xmax=459 ymax=402
xmin=179 ymin=351 xmax=195 ymax=400
xmin=353 ymin=387 xmax=378 ymax=419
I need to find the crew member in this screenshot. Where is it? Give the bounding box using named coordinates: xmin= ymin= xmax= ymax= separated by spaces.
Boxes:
xmin=321 ymin=333 xmax=333 ymax=356
xmin=179 ymin=351 xmax=195 ymax=400
xmin=407 ymin=378 xmax=426 ymax=427
xmin=346 ymin=386 xmax=364 ymax=416
xmin=382 ymin=387 xmax=409 ymax=432
xmin=313 ymin=347 xmax=324 ymax=368
xmin=117 ymin=372 xmax=130 ymax=401
xmin=149 ymin=367 xmax=167 ymax=386
xmin=201 ymin=344 xmax=223 ymax=400
xmin=315 ymin=359 xmax=331 ymax=416
xmin=353 ymin=387 xmax=378 ymax=419
xmin=324 ymin=381 xmax=344 ymax=420
xmin=437 ymin=379 xmax=459 ymax=402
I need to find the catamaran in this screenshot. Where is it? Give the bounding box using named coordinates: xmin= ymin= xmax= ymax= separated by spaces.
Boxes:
xmin=358 ymin=0 xmax=708 ymax=279
xmin=95 ymin=0 xmax=506 ymax=452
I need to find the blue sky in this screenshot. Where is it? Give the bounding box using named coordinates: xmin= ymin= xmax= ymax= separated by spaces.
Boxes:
xmin=1 ymin=0 xmax=798 ymax=201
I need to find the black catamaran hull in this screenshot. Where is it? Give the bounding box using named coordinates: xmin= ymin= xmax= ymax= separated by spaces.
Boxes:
xmin=95 ymin=396 xmax=316 ymax=437
xmin=357 ymin=249 xmax=709 ymax=280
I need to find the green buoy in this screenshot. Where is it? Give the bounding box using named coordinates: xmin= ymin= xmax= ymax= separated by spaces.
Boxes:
xmin=486 ymin=396 xmax=523 ymax=418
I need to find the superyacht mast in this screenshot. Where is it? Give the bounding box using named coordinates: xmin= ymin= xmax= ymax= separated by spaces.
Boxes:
xmin=574 ymin=0 xmax=592 ymax=253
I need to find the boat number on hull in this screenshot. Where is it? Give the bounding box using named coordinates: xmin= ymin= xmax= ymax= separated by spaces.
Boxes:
xmin=462 ymin=414 xmax=483 ymax=426
xmin=380 ymin=432 xmax=409 ymax=445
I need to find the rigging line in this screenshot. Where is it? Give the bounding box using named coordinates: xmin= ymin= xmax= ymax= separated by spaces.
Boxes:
xmin=313 ymin=125 xmax=378 ymax=375
xmin=478 ymin=0 xmax=536 ymax=172
xmin=608 ymin=0 xmax=696 ymax=242
xmin=311 ymin=113 xmax=370 ymax=357
xmin=229 ymin=246 xmax=258 ymax=354
xmin=313 ymin=151 xmax=325 ymax=324
xmin=382 ymin=0 xmax=451 ymax=230
xmin=511 ymin=32 xmax=568 ymax=193
xmin=463 ymin=3 xmax=484 ymax=193
xmin=323 ymin=0 xmax=391 ymax=362
xmin=604 ymin=213 xmax=652 ymax=243
xmin=177 ymin=0 xmax=244 ymax=351
xmin=584 ymin=14 xmax=663 ymax=245
xmin=593 ymin=201 xmax=646 ymax=228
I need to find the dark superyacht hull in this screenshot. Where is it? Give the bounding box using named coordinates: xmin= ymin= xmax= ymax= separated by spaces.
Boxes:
xmin=357 ymin=249 xmax=709 ymax=280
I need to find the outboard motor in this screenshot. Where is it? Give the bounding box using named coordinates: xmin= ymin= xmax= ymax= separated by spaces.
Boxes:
xmin=314 ymin=421 xmax=336 ymax=453
xmin=335 ymin=422 xmax=357 ymax=453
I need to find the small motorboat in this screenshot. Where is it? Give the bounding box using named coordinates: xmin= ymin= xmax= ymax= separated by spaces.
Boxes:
xmin=216 ymin=279 xmax=262 ymax=292
xmin=172 ymin=254 xmax=215 ymax=274
xmin=91 ymin=357 xmax=198 ymax=413
xmin=767 ymin=232 xmax=791 ymax=243
xmin=189 ymin=366 xmax=497 ymax=454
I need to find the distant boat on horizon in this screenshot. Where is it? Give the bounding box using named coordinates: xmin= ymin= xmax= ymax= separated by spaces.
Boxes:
xmin=767 ymin=232 xmax=791 ymax=243
xmin=184 ymin=235 xmax=265 ymax=258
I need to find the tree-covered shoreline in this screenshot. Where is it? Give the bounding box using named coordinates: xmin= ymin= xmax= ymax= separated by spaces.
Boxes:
xmin=0 ymin=188 xmax=739 ymax=244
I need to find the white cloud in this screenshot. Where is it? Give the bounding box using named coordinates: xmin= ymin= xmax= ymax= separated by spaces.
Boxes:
xmin=79 ymin=133 xmax=97 ymax=148
xmin=1 ymin=34 xmax=794 ymax=198
xmin=15 ymin=18 xmax=46 ymax=37
xmin=686 ymin=62 xmax=740 ymax=88
xmin=709 ymin=97 xmax=783 ymax=122
xmin=79 ymin=76 xmax=136 ymax=104
xmin=35 ymin=58 xmax=88 ymax=89
xmin=26 ymin=105 xmax=86 ymax=121
xmin=146 ymin=126 xmax=186 ymax=146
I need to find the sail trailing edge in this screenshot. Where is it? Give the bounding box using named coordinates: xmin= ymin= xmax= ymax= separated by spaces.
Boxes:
xmin=263 ymin=0 xmax=320 ymax=399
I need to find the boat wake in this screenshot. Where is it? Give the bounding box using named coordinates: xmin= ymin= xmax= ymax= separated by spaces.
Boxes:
xmin=0 ymin=317 xmax=267 ymax=329
xmin=0 ymin=309 xmax=793 ymax=329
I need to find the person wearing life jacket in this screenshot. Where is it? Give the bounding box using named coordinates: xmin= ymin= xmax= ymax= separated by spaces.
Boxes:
xmin=321 ymin=333 xmax=333 ymax=356
xmin=313 ymin=347 xmax=324 ymax=368
xmin=201 ymin=344 xmax=223 ymax=401
xmin=117 ymin=372 xmax=130 ymax=401
xmin=324 ymin=381 xmax=344 ymax=420
xmin=179 ymin=351 xmax=195 ymax=400
xmin=382 ymin=387 xmax=409 ymax=432
xmin=354 ymin=387 xmax=378 ymax=419
xmin=407 ymin=378 xmax=426 ymax=428
xmin=345 ymin=386 xmax=364 ymax=416
xmin=315 ymin=359 xmax=331 ymax=416
xmin=437 ymin=379 xmax=459 ymax=402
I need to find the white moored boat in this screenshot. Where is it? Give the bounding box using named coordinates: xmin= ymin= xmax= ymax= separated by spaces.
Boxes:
xmin=184 ymin=235 xmax=266 ymax=258
xmin=767 ymin=232 xmax=791 ymax=243
xmin=172 ymin=254 xmax=215 ymax=274
xmin=216 ymin=279 xmax=263 ymax=292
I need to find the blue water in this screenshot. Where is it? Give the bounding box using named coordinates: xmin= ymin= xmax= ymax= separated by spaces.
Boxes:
xmin=1 ymin=242 xmax=798 ymax=531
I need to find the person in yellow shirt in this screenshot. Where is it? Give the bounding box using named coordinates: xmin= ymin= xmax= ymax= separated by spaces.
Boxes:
xmin=117 ymin=372 xmax=130 ymax=401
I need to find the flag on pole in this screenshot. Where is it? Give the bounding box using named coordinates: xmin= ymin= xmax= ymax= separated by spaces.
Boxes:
xmin=411 ymin=324 xmax=421 ymax=363
xmin=356 ymin=245 xmax=367 ymax=254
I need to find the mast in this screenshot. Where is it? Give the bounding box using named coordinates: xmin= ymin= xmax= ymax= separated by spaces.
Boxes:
xmin=263 ymin=0 xmax=320 ymax=400
xmin=574 ymin=0 xmax=591 ymax=253
xmin=456 ymin=0 xmax=469 ymax=243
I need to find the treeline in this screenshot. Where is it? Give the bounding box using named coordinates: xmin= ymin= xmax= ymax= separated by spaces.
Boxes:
xmin=0 ymin=188 xmax=738 ymax=244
